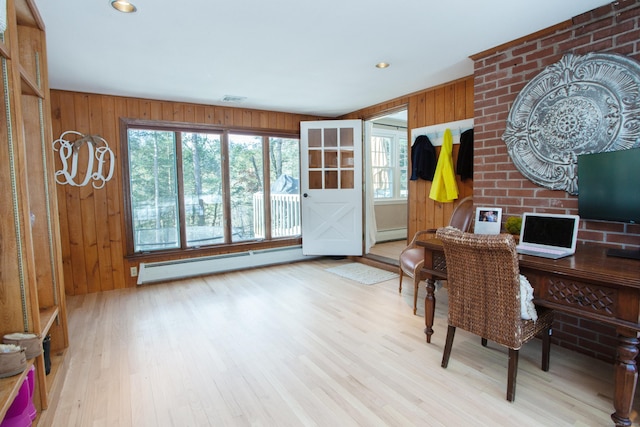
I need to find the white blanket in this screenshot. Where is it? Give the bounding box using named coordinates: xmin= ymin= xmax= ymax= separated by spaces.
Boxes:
xmin=520 ymin=274 xmax=538 ymax=321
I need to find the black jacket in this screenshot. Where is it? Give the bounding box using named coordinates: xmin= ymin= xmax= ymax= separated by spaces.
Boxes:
xmin=456 ymin=128 xmax=474 ymax=181
xmin=410 ymin=135 xmax=436 ymax=181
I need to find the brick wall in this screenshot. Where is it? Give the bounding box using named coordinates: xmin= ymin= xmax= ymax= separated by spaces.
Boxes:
xmin=471 ymin=1 xmax=640 ymax=363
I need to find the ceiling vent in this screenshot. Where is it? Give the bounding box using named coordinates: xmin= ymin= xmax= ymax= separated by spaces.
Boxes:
xmin=221 ymin=95 xmax=247 ymax=103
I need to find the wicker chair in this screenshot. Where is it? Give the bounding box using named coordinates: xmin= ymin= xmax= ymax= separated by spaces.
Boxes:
xmin=398 ymin=196 xmax=474 ymax=315
xmin=436 ymin=226 xmax=553 ymax=402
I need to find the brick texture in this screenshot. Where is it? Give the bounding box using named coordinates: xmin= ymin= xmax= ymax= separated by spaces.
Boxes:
xmin=472 ymin=1 xmax=640 ymax=363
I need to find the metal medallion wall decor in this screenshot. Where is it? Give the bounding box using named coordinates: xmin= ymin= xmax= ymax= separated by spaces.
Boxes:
xmin=502 ymin=52 xmax=640 ymax=195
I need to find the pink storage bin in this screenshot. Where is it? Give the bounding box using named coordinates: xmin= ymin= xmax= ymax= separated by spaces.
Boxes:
xmin=25 ymin=366 xmax=36 ymax=421
xmin=0 ymin=365 xmax=35 ymax=427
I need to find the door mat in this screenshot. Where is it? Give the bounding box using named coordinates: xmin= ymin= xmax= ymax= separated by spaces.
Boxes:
xmin=325 ymin=263 xmax=398 ymax=285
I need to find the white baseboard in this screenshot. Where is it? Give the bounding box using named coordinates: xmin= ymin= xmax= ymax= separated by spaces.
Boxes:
xmin=137 ymin=246 xmax=314 ymax=284
xmin=375 ymin=228 xmax=407 ymax=243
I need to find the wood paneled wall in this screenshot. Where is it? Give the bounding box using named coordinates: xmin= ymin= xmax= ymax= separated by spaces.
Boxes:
xmin=342 ymin=76 xmax=475 ymax=241
xmin=51 ymin=78 xmax=474 ymax=295
xmin=49 ymin=91 xmax=322 ymax=294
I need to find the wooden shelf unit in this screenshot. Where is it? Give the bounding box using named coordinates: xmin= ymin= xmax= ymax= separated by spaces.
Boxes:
xmin=0 ymin=0 xmax=69 ymax=424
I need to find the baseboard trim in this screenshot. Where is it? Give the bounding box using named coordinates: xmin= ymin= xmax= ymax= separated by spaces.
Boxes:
xmin=376 ymin=228 xmax=407 ymax=242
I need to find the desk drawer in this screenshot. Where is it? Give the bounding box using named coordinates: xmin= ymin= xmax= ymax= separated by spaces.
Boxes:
xmin=544 ymin=277 xmax=617 ymax=317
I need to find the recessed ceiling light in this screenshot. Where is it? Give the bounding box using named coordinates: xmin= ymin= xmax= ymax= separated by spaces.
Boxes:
xmin=375 ymin=62 xmax=390 ymax=69
xmin=111 ymin=0 xmax=137 ymax=13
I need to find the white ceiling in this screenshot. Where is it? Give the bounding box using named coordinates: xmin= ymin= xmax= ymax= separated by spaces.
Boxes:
xmin=34 ymin=0 xmax=611 ymax=118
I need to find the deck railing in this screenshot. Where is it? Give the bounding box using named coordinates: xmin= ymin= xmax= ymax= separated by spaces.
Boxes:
xmin=253 ymin=193 xmax=301 ymax=238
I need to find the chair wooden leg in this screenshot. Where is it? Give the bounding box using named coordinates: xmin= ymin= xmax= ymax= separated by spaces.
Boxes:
xmin=398 ymin=268 xmax=403 ymax=293
xmin=481 ymin=338 xmax=488 ymax=347
xmin=541 ymin=326 xmax=551 ymax=372
xmin=413 ymin=276 xmax=419 ymax=315
xmin=507 ymin=348 xmax=519 ymax=402
xmin=441 ymin=325 xmax=456 ymax=368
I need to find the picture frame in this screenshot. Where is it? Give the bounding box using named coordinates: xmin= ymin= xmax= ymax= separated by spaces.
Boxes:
xmin=474 ymin=207 xmax=502 ymax=234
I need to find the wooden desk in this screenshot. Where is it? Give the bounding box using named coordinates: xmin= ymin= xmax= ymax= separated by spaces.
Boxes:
xmin=417 ymin=238 xmax=640 ymax=427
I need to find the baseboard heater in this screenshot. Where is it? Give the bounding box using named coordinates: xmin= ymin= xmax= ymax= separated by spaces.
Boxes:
xmin=376 ymin=228 xmax=407 ymax=242
xmin=137 ymin=245 xmax=313 ymax=285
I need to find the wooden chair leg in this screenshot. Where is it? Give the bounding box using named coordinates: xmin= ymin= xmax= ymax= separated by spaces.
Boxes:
xmin=507 ymin=348 xmax=519 ymax=402
xmin=413 ymin=276 xmax=419 ymax=315
xmin=481 ymin=338 xmax=488 ymax=347
xmin=541 ymin=326 xmax=551 ymax=372
xmin=398 ymin=268 xmax=403 ymax=293
xmin=441 ymin=325 xmax=456 ymax=368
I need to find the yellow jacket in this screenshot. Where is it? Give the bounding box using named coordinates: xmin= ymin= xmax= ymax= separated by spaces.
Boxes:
xmin=429 ymin=129 xmax=459 ymax=203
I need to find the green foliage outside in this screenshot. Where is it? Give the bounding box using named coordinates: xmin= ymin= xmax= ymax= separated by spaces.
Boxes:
xmin=128 ymin=129 xmax=299 ymax=252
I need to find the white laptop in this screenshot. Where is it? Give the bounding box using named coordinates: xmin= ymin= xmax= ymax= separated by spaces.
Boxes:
xmin=516 ymin=213 xmax=580 ymax=259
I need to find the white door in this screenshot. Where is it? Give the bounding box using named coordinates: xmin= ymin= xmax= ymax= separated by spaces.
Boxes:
xmin=300 ymin=120 xmax=363 ymax=256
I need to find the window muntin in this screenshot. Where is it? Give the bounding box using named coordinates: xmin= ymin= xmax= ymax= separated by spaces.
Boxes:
xmin=371 ymin=128 xmax=407 ymax=200
xmin=124 ymin=122 xmax=300 ymax=254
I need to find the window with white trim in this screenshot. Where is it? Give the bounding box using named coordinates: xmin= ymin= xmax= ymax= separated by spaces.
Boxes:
xmin=371 ymin=127 xmax=408 ymax=200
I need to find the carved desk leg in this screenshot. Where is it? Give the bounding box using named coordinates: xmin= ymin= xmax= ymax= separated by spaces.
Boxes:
xmin=424 ymin=278 xmax=436 ymax=343
xmin=611 ymin=334 xmax=639 ymax=427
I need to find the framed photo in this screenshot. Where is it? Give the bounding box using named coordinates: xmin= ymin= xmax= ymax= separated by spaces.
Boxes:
xmin=474 ymin=207 xmax=502 ymax=234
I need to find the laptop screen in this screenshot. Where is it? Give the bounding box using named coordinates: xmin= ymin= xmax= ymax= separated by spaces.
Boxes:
xmin=520 ymin=214 xmax=579 ymax=249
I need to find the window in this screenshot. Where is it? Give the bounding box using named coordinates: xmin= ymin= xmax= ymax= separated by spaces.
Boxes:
xmin=228 ymin=134 xmax=264 ymax=242
xmin=371 ymin=127 xmax=408 ymax=200
xmin=123 ymin=121 xmax=300 ymax=254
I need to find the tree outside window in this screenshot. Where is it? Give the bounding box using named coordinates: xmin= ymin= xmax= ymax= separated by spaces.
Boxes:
xmin=123 ymin=122 xmax=300 ymax=255
xmin=229 ymin=134 xmax=264 ymax=242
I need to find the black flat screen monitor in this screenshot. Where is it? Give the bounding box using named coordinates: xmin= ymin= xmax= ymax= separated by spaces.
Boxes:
xmin=578 ymin=147 xmax=640 ymax=224
xmin=578 ymin=147 xmax=640 ymax=260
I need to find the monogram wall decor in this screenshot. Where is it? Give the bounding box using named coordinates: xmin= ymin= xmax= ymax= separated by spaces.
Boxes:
xmin=53 ymin=131 xmax=115 ymax=189
xmin=502 ymin=52 xmax=640 ymax=195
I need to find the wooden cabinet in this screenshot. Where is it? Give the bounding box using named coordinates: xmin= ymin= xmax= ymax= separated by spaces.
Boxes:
xmin=0 ymin=0 xmax=68 ymax=423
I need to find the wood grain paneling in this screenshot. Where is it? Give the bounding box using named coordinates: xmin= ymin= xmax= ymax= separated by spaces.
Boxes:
xmin=342 ymin=76 xmax=475 ymax=242
xmin=50 ymin=91 xmax=322 ymax=294
xmin=52 ymin=79 xmax=473 ymax=295
xmin=2 ymin=0 xmax=69 ymax=415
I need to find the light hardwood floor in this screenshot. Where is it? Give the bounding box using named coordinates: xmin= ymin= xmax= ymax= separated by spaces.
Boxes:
xmin=369 ymin=240 xmax=406 ymax=262
xmin=43 ymin=258 xmax=639 ymax=426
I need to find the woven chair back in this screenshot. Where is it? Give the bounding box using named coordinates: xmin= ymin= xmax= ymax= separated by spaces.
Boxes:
xmin=436 ymin=227 xmax=524 ymax=349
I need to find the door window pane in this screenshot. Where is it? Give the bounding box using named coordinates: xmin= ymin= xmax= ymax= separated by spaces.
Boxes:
xmin=339 ymin=127 xmax=354 ymax=147
xmin=128 ymin=129 xmax=180 ymax=252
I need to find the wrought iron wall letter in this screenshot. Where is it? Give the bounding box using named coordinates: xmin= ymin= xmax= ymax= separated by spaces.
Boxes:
xmin=53 ymin=131 xmax=115 ymax=189
xmin=502 ymin=53 xmax=640 ymax=195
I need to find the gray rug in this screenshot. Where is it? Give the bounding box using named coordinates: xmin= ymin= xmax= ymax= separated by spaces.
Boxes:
xmin=325 ymin=263 xmax=398 ymax=285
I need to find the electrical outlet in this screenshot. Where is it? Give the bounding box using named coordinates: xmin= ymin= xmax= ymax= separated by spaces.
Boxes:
xmin=130 ymin=266 xmax=138 ymax=277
